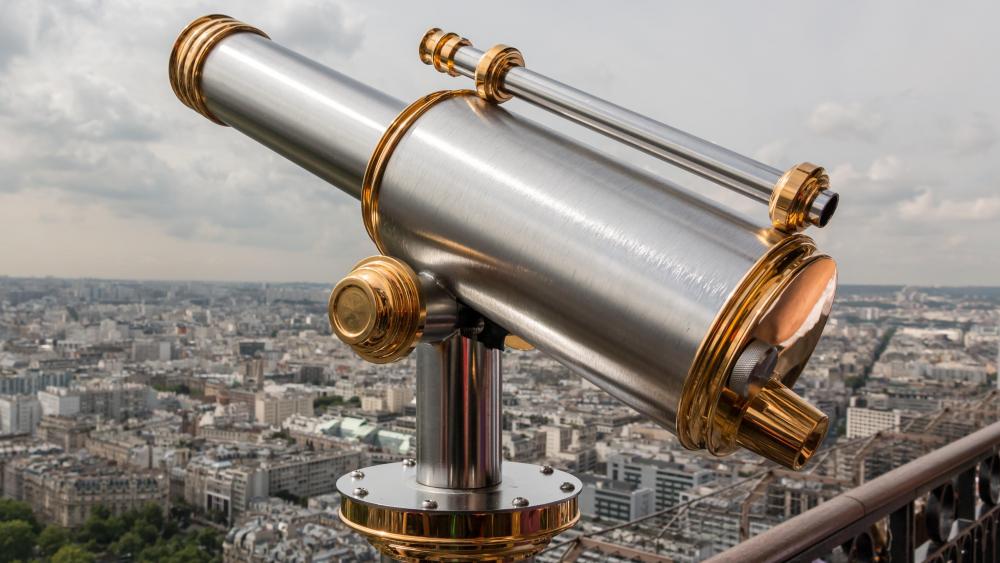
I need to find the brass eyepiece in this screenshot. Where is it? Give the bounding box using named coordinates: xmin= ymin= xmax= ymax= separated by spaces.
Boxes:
xmin=736 ymin=379 xmax=829 ymax=470
xmin=169 ymin=14 xmax=268 ymax=125
xmin=770 ymin=162 xmax=835 ymax=232
xmin=328 ymin=256 xmax=425 ymax=364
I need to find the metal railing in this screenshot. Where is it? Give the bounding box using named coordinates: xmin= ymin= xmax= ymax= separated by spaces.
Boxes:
xmin=709 ymin=419 xmax=1000 ymax=562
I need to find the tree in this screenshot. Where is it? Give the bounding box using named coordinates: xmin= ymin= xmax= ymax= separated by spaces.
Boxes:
xmin=137 ymin=502 xmax=164 ymax=531
xmin=195 ymin=527 xmax=221 ymax=552
xmin=51 ymin=544 xmax=96 ymax=563
xmin=133 ymin=520 xmax=159 ymax=545
xmin=0 ymin=499 xmax=37 ymax=531
xmin=110 ymin=530 xmax=144 ymax=558
xmin=78 ymin=512 xmax=111 ymax=546
xmin=0 ymin=520 xmax=36 ymax=562
xmin=37 ymin=524 xmax=71 ymax=557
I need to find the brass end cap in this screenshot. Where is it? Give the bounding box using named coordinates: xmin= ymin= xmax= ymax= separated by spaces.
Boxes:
xmin=736 ymin=379 xmax=829 ymax=470
xmin=168 ymin=14 xmax=268 ymax=125
xmin=769 ymin=162 xmax=837 ymax=233
xmin=419 ymin=28 xmax=470 ymax=77
xmin=328 ymin=256 xmax=425 ymax=364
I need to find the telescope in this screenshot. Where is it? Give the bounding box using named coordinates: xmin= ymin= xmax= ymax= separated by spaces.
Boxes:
xmin=170 ymin=15 xmax=839 ymax=560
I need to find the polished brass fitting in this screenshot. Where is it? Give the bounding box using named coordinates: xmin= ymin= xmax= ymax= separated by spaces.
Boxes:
xmin=474 ymin=44 xmax=525 ymax=103
xmin=169 ymin=14 xmax=268 ymax=125
xmin=419 ymin=27 xmax=524 ymax=104
xmin=770 ymin=162 xmax=837 ymax=233
xmin=419 ymin=28 xmax=470 ymax=77
xmin=736 ymin=379 xmax=829 ymax=469
xmin=328 ymin=256 xmax=425 ymax=364
xmin=678 ymin=234 xmax=836 ymax=470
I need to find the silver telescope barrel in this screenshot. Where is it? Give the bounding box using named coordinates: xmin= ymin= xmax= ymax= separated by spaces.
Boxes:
xmin=421 ymin=29 xmax=839 ymax=233
xmin=169 ymin=16 xmax=836 ymax=471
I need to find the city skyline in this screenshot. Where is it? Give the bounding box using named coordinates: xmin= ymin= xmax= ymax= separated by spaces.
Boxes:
xmin=1 ymin=275 xmax=997 ymax=561
xmin=2 ymin=1 xmax=999 ymax=285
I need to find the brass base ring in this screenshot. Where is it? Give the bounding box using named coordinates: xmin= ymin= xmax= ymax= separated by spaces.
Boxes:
xmin=338 ymin=461 xmax=581 ymax=561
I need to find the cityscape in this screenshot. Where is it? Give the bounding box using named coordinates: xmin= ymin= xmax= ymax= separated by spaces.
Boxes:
xmin=0 ymin=276 xmax=997 ymax=562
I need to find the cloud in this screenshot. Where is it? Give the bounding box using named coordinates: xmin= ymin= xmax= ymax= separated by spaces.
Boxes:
xmin=950 ymin=115 xmax=996 ymax=157
xmin=0 ymin=0 xmax=370 ymax=259
xmin=899 ymin=192 xmax=1000 ymax=222
xmin=1 ymin=1 xmax=999 ymax=285
xmin=806 ymin=101 xmax=885 ymax=142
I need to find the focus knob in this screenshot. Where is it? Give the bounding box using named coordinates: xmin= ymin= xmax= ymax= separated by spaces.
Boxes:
xmin=328 ymin=256 xmax=424 ymax=363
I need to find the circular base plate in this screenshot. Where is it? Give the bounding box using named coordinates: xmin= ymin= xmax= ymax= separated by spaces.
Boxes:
xmin=337 ymin=461 xmax=581 ymax=561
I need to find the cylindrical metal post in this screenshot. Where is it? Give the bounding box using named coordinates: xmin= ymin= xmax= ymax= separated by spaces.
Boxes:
xmin=417 ymin=333 xmax=502 ymax=489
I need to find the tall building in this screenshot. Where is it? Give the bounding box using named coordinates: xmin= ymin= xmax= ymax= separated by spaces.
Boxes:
xmin=0 ymin=395 xmax=41 ymax=435
xmin=37 ymin=388 xmax=81 ymax=417
xmin=242 ymin=358 xmax=265 ymax=391
xmin=37 ymin=416 xmax=95 ymax=451
xmin=607 ymin=453 xmax=715 ymax=511
xmin=384 ymin=386 xmax=414 ymax=413
xmin=254 ymin=391 xmax=314 ymax=427
xmin=238 ymin=341 xmax=266 ymax=358
xmin=846 ymin=407 xmax=902 ymax=438
xmin=0 ymin=371 xmax=73 ymax=396
xmin=4 ymin=454 xmax=168 ymax=527
xmin=37 ymin=382 xmax=155 ymax=422
xmin=579 ymin=475 xmax=655 ymax=521
xmin=186 ymin=449 xmax=363 ymax=522
xmin=131 ymin=340 xmax=172 ymax=362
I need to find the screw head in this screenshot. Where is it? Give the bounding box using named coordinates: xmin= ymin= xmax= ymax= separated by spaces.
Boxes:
xmin=422 ymin=499 xmax=438 ymax=509
xmin=540 ymin=465 xmax=554 ymax=475
xmin=353 ymin=487 xmax=368 ymax=497
xmin=350 ymin=470 xmax=365 ymax=479
xmin=560 ymin=482 xmax=576 ymax=492
xmin=511 ymin=496 xmax=529 ymax=508
xmin=402 ymin=458 xmax=416 ymax=467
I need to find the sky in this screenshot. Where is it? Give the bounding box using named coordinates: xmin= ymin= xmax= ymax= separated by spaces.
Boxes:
xmin=0 ymin=1 xmax=998 ymax=286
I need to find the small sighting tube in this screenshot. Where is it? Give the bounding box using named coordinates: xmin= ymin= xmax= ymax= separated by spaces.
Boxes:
xmin=426 ymin=30 xmax=839 ymax=231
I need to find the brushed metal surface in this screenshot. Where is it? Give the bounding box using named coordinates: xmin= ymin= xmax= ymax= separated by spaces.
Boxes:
xmin=338 ymin=461 xmax=580 ymax=512
xmin=417 ymin=334 xmax=502 ymax=489
xmin=450 ymin=44 xmax=781 ymax=203
xmin=193 ymin=34 xmax=790 ymax=433
xmin=378 ymin=96 xmax=773 ymax=430
xmin=200 ymin=33 xmax=404 ymax=198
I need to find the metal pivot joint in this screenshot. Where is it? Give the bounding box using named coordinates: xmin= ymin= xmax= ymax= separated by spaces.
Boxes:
xmin=328 ymin=255 xmax=580 ymax=560
xmin=419 ymin=27 xmax=839 ymax=233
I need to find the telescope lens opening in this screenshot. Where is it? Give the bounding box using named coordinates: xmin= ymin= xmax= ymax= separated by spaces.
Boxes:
xmin=810 ymin=191 xmax=839 ymax=228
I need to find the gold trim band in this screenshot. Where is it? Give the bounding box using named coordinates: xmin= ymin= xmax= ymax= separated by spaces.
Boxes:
xmin=475 ymin=44 xmax=525 ymax=104
xmin=438 ymin=34 xmax=472 ymax=76
xmin=340 ymin=497 xmax=579 ymax=561
xmin=362 ymin=90 xmax=476 ymax=252
xmin=169 ymin=14 xmax=269 ymax=125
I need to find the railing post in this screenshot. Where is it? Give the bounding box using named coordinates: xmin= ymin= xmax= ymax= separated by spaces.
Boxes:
xmin=958 ymin=466 xmax=977 ymax=521
xmin=890 ymin=501 xmax=915 ymax=563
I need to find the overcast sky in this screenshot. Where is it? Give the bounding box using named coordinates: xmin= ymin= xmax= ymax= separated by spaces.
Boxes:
xmin=1 ymin=1 xmax=998 ymax=285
